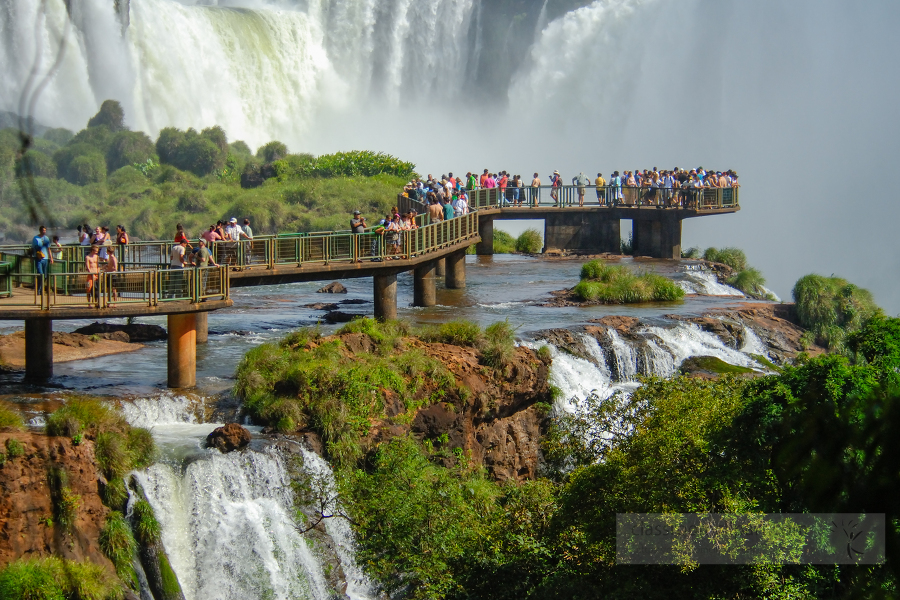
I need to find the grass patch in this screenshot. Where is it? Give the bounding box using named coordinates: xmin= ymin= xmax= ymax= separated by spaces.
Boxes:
xmin=100 ymin=511 xmax=138 ymax=587
xmin=480 ymin=320 xmax=516 ymax=371
xmin=337 ymin=318 xmax=409 ymax=354
xmin=133 ymin=500 xmax=162 ymax=545
xmin=515 ymin=228 xmax=543 ymax=253
xmin=5 ymin=438 xmax=24 ymax=459
xmin=574 ymin=260 xmax=684 ymax=303
xmin=749 ymin=353 xmax=781 ymax=372
xmin=418 ymin=320 xmax=483 ymax=347
xmin=48 ymin=467 xmax=81 ymax=531
xmin=678 ymin=356 xmax=757 ymax=375
xmin=792 ymin=274 xmax=881 ymax=353
xmin=703 ymin=247 xmax=747 ymax=271
xmin=0 ymin=404 xmax=24 ymax=430
xmin=0 ymin=556 xmax=123 ymax=600
xmin=45 ymin=398 xmax=155 ymax=499
xmin=727 ymin=267 xmax=773 ymax=299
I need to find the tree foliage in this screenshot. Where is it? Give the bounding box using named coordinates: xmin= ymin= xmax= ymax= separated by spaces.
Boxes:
xmin=87 ymin=99 xmax=126 ymax=132
xmin=793 ymin=274 xmax=881 ymax=353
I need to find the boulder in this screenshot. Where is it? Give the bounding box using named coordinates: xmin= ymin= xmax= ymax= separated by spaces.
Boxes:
xmin=324 ymin=311 xmax=357 ymax=323
xmin=73 ymin=322 xmax=167 ymax=342
xmin=339 ymin=299 xmax=370 ymax=305
xmin=206 ymin=423 xmax=252 ymax=453
xmin=304 ymin=302 xmax=340 ymax=311
xmin=316 ymin=282 xmax=347 ymax=294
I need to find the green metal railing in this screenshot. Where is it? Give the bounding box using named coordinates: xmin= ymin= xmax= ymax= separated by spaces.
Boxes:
xmin=457 ymin=184 xmax=740 ymax=210
xmin=0 ymin=266 xmax=228 ymax=310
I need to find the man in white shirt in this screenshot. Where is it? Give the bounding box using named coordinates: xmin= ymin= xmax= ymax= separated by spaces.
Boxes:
xmin=168 ymin=239 xmax=187 ymax=298
xmin=223 ymin=217 xmax=243 ymax=266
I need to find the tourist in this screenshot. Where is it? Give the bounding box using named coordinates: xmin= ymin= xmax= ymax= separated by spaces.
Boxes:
xmin=201 ymin=225 xmax=220 ymax=245
xmin=442 ymin=197 xmax=454 ymax=221
xmin=386 ymin=215 xmax=401 ymax=259
xmin=115 ymin=225 xmax=129 ymax=263
xmin=51 ymin=236 xmax=63 ymax=261
xmin=79 ymin=224 xmax=91 ymax=246
xmin=513 ymin=175 xmax=523 ymax=206
xmin=168 ymin=239 xmax=188 ymax=298
xmin=194 ymin=238 xmax=218 ymax=297
xmin=174 ymin=224 xmax=192 ymax=249
xmin=454 ymin=190 xmax=469 ymax=217
xmin=550 ymin=170 xmax=562 ymax=206
xmin=479 ymin=169 xmax=489 ymax=187
xmin=572 ymin=172 xmax=589 ymax=207
xmin=466 ymin=172 xmax=477 ymax=190
xmin=85 ymin=244 xmax=100 ymax=304
xmin=530 ymin=173 xmax=541 ymax=206
xmin=428 ymin=198 xmax=443 ymax=222
xmin=595 ymin=172 xmax=606 ymax=205
xmin=31 ymin=225 xmax=53 ymax=295
xmin=241 ymin=218 xmax=255 ymax=264
xmin=105 ymin=248 xmax=119 ymax=301
xmin=610 ymin=171 xmax=623 ymax=206
xmin=351 ymin=211 xmax=367 ymax=233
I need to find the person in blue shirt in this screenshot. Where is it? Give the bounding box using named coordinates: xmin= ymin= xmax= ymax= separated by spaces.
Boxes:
xmin=31 ymin=226 xmax=53 ymax=295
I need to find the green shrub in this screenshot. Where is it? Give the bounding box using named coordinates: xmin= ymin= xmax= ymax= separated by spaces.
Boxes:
xmin=5 ymin=438 xmax=24 ymax=458
xmin=69 ymin=124 xmax=115 ymax=154
xmin=480 ymin=321 xmax=516 ymax=370
xmin=106 ymin=130 xmax=156 ymax=172
xmin=133 ymin=500 xmax=162 ymax=545
xmin=515 ymin=228 xmax=543 ymax=253
xmin=792 ymin=274 xmax=881 ymax=353
xmin=175 ymin=189 xmax=208 ymax=213
xmin=65 ymin=153 xmax=107 ymax=185
xmin=156 ymin=127 xmax=225 ymax=176
xmin=87 ymin=99 xmax=126 ymax=132
xmin=575 ymin=260 xmax=684 ymax=303
xmin=492 ymin=230 xmax=515 ymax=254
xmin=43 ymin=127 xmax=74 ymax=146
xmin=52 ymin=143 xmax=95 ymax=178
xmin=0 ymin=404 xmax=24 ymax=429
xmin=418 ymin=320 xmax=483 ymax=347
xmin=681 ymin=246 xmax=700 ymax=259
xmin=15 ymin=150 xmax=56 ymax=179
xmin=229 ymin=140 xmax=251 ymax=155
xmin=727 ymin=267 xmax=769 ymax=298
xmin=95 ymin=432 xmax=130 ymax=480
xmin=100 ymin=511 xmax=138 ymax=586
xmin=257 ymin=140 xmax=288 ymax=163
xmin=703 ymin=247 xmax=747 ymax=271
xmin=536 ymin=345 xmax=552 ymax=363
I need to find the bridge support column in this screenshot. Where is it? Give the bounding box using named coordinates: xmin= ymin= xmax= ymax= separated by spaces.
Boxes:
xmin=373 ymin=273 xmax=397 ymax=321
xmin=544 ymin=213 xmax=619 ymax=253
xmin=445 ymin=249 xmax=466 ymax=289
xmin=24 ymin=318 xmax=53 ymax=383
xmin=167 ymin=313 xmax=196 ymax=389
xmin=632 ymin=217 xmax=681 ymax=259
xmin=475 ymin=218 xmax=494 ymax=255
xmin=435 ymin=258 xmax=446 ymax=278
xmin=413 ymin=261 xmax=437 ymax=307
xmin=195 ymin=311 xmax=209 ymax=344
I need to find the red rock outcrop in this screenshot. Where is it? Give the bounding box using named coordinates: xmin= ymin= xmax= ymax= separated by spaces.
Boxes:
xmin=206 ymin=423 xmax=252 ymax=453
xmin=0 ymin=431 xmax=113 ymax=570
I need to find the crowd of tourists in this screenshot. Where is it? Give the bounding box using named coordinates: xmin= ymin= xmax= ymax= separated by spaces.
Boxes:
xmin=403 ymin=167 xmax=739 ymax=208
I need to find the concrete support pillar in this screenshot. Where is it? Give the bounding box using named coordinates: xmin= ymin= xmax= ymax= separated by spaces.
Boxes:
xmin=445 ymin=250 xmax=467 ymax=289
xmin=475 ymin=217 xmax=494 ymax=255
xmin=544 ymin=213 xmax=620 ymax=253
xmin=167 ymin=313 xmax=196 ymax=389
xmin=373 ymin=273 xmax=398 ymax=321
xmin=413 ymin=261 xmax=437 ymax=307
xmin=632 ymin=217 xmax=682 ymax=258
xmin=195 ymin=311 xmax=209 ymax=344
xmin=24 ymin=318 xmax=53 ymax=383
xmin=435 ymin=258 xmax=446 ymax=278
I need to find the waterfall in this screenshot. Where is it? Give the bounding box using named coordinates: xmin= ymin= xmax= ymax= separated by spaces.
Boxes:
xmin=121 ymin=394 xmax=374 ymax=600
xmin=677 ymin=267 xmax=744 ymax=297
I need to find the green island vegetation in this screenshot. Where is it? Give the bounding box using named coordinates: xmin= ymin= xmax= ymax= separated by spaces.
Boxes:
xmin=573 ymin=259 xmax=685 ymax=303
xmin=0 ymin=100 xmax=417 ymax=241
xmin=683 ymin=246 xmax=775 ymax=300
xmin=230 ymin=282 xmax=900 ymax=598
xmin=793 ymin=273 xmax=881 ymax=353
xmin=467 ymin=228 xmax=544 ymax=255
xmin=235 ymin=318 xmax=516 ymax=466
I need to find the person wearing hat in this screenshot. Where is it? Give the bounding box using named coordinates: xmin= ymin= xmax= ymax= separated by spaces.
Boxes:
xmin=550 ymin=170 xmax=562 ymax=206
xmin=351 ymin=210 xmax=367 ymax=234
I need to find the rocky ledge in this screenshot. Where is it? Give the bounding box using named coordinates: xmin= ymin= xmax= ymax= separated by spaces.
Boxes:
xmin=0 ymin=331 xmax=144 ymax=369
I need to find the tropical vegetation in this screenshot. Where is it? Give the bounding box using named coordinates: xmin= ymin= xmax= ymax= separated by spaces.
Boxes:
xmin=573 ymin=259 xmax=685 ymax=303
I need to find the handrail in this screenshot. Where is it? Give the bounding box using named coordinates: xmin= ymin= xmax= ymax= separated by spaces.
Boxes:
xmin=462 ymin=184 xmax=739 ymax=210
xmin=0 ymin=266 xmax=228 ymax=310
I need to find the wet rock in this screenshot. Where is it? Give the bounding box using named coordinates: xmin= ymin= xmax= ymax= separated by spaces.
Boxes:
xmin=303 ymin=302 xmax=340 ymax=311
xmin=323 ymin=311 xmax=357 ymax=323
xmin=679 ymin=355 xmax=758 ymax=378
xmin=316 ymin=282 xmax=347 ymax=294
xmin=339 ymin=298 xmax=370 ymax=305
xmin=73 ymin=322 xmax=167 ymax=342
xmin=206 ymin=423 xmax=252 ymax=453
xmin=588 ymin=315 xmax=641 ymax=336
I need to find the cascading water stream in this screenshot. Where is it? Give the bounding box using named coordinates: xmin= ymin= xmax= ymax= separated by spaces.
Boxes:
xmin=121 ymin=395 xmax=373 ymax=600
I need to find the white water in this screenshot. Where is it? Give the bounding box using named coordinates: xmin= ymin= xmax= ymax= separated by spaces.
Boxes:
xmin=677 ymin=269 xmax=744 ymax=297
xmin=122 ymin=395 xmax=372 ymax=600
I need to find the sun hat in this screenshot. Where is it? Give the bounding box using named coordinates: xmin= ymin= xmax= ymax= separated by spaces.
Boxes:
xmin=353 ymin=210 xmax=361 ymax=215
xmin=229 ymin=217 xmax=237 ymax=223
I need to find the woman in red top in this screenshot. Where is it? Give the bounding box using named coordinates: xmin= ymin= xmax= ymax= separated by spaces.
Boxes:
xmin=174 ymin=224 xmax=193 ymax=250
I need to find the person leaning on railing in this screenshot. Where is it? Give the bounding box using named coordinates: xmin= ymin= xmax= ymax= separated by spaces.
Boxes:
xmin=85 ymin=244 xmax=100 ymax=304
xmin=194 ymin=238 xmax=219 ymax=299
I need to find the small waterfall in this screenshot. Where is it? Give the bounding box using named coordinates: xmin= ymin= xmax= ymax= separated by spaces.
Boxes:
xmin=121 ymin=395 xmax=374 ymax=600
xmin=606 ymin=329 xmax=638 ymax=381
xmin=644 ymin=322 xmax=760 ymax=370
xmin=739 ymin=325 xmax=769 ymax=358
xmin=677 ymin=268 xmax=744 ymax=297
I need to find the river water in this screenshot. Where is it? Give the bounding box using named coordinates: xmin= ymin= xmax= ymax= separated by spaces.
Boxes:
xmin=0 ymin=255 xmax=776 ymax=600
